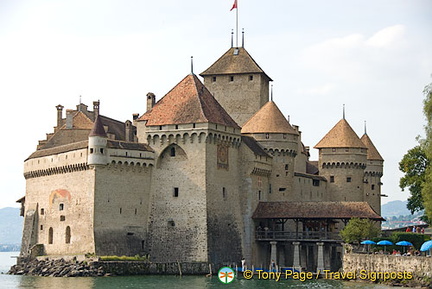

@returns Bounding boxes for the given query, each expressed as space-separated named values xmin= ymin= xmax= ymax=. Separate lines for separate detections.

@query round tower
xmin=314 ymin=118 xmax=367 ymax=202
xmin=361 ymin=132 xmax=384 ymax=215
xmin=242 ymin=101 xmax=299 ymax=201
xmin=88 ymin=115 xmax=108 ymax=166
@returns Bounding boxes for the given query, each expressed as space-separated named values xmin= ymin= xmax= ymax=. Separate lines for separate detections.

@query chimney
xmin=125 ymin=120 xmax=132 ymax=142
xmin=132 ymin=113 xmax=139 ymax=126
xmin=66 ymin=109 xmax=74 ymax=129
xmin=93 ymin=100 xmax=100 ymax=118
xmin=146 ymin=92 xmax=156 ymax=112
xmin=56 ymin=104 xmax=64 ymax=128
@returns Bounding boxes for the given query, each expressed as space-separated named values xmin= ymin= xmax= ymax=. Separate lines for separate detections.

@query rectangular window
xmin=230 ymin=76 xmax=234 ymax=82
xmin=41 ymin=208 xmax=45 ymax=215
xmin=330 ymin=176 xmax=335 ymax=183
xmin=173 ymin=187 xmax=179 ymax=197
xmin=212 ymin=76 xmax=216 ymax=82
xmin=40 ymin=225 xmax=43 ymax=230
xmin=59 ymin=203 xmax=64 ymax=211
xmin=285 ymin=164 xmax=289 ymax=170
xmin=346 ymin=177 xmax=352 ymax=183
xmin=258 ymin=190 xmax=261 ymax=200
xmin=313 ymin=179 xmax=320 ymax=187
xmin=60 ymin=215 xmax=65 ymax=221
xmin=249 ymin=75 xmax=253 ymax=81
xmin=371 ymin=184 xmax=375 ymax=190
xmin=278 ymin=188 xmax=286 ymax=192
xmin=222 ymin=187 xmax=226 ymax=199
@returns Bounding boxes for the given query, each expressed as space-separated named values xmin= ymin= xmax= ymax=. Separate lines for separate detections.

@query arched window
xmin=48 ymin=227 xmax=53 ymax=244
xmin=65 ymin=226 xmax=71 ymax=244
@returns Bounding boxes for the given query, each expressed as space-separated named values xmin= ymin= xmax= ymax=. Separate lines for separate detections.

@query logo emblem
xmin=218 ymin=266 xmax=235 ymax=284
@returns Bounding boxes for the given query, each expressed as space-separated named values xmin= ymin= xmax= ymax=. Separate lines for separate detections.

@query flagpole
xmin=236 ymin=0 xmax=239 ymax=47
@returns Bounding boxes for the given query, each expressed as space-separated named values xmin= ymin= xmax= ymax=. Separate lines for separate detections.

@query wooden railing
xmin=255 ymin=231 xmax=341 ymax=241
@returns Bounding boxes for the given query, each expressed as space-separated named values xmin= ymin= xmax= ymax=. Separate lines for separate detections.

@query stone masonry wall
xmin=22 ymin=148 xmax=95 ymax=256
xmin=343 ymin=253 xmax=432 ymax=281
xmin=93 ymin=164 xmax=152 ymax=256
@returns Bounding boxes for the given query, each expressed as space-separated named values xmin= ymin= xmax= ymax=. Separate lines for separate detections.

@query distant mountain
xmin=381 ymin=200 xmax=411 ymax=217
xmin=0 ymin=207 xmax=23 ymax=248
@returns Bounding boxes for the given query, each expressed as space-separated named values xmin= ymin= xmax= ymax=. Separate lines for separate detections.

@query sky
xmin=0 ymin=0 xmax=431 ymax=209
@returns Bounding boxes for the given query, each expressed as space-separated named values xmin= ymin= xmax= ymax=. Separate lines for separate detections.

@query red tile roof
xmin=139 ymin=74 xmax=240 ymax=128
xmin=315 ymin=119 xmax=366 ymax=149
xmin=200 ymin=47 xmax=272 ymax=81
xmin=361 ymin=133 xmax=384 ymax=161
xmin=252 ymin=201 xmax=384 ymax=220
xmin=241 ymin=101 xmax=298 ymax=134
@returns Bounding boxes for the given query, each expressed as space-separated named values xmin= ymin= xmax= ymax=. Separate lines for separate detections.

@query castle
xmin=18 ymin=43 xmax=384 ymax=271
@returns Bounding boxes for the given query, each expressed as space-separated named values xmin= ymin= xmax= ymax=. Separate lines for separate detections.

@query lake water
xmin=0 ymin=252 xmax=395 ymax=289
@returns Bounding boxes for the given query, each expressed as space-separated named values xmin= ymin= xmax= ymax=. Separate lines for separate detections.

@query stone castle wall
xmin=205 ymin=132 xmax=243 ymax=264
xmin=203 ymin=73 xmax=269 ymax=126
xmin=22 ymin=148 xmax=95 ymax=256
xmin=146 ymin=134 xmax=209 ymax=263
xmin=93 ymin=163 xmax=153 ymax=256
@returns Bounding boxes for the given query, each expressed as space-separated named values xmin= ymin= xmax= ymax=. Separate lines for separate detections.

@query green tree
xmin=422 ymin=81 xmax=432 ymax=222
xmin=339 ymin=218 xmax=380 ymax=244
xmin=399 ymin=146 xmax=429 ymax=214
xmin=398 ymin=79 xmax=432 ymax=224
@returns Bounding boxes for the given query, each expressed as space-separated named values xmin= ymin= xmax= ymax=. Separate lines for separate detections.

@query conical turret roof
xmin=314 ymin=119 xmax=366 ymax=149
xmin=361 ymin=133 xmax=384 ymax=161
xmin=89 ymin=115 xmax=107 ymax=137
xmin=200 ymin=47 xmax=272 ymax=81
xmin=139 ymin=74 xmax=240 ymax=128
xmin=241 ymin=101 xmax=298 ymax=134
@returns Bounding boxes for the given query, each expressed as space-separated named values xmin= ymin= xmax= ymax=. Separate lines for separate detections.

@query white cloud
xmin=366 ymin=25 xmax=406 ymax=48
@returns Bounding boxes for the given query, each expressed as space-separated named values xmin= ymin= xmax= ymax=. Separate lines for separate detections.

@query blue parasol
xmin=377 ymin=240 xmax=393 ymax=252
xmin=377 ymin=240 xmax=393 ymax=246
xmin=420 ymin=240 xmax=432 ymax=252
xmin=396 ymin=241 xmax=413 ymax=246
xmin=361 ymin=240 xmax=376 ymax=245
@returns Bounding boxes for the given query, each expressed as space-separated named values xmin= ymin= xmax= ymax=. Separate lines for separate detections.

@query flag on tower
xmin=230 ymin=0 xmax=237 ymax=11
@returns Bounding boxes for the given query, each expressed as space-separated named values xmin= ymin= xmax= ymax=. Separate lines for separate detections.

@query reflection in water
xmin=0 ymin=274 xmax=395 ymax=289
xmin=0 ymin=252 xmax=396 ymax=289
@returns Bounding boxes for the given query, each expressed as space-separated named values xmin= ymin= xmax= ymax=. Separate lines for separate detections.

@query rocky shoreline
xmin=8 ymin=258 xmax=212 ymax=277
xmin=8 ymin=258 xmax=107 ymax=277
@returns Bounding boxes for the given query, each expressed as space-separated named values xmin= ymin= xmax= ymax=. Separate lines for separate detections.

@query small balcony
xmin=255 ymin=230 xmax=341 ymax=242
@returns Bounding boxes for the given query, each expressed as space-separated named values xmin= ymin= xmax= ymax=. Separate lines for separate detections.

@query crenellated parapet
xmin=24 ymin=163 xmax=89 ymax=179
xmin=364 ymin=170 xmax=383 ymax=178
xmin=145 ymin=123 xmax=242 ymax=150
xmin=321 ymin=161 xmax=367 ymax=170
xmin=264 ymin=147 xmax=297 ymax=157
